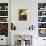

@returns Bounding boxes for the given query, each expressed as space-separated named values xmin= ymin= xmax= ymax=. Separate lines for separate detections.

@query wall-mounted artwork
xmin=18 ymin=9 xmax=27 ymax=21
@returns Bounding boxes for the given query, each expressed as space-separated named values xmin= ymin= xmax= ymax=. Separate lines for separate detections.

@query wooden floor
xmin=0 ymin=45 xmax=8 ymax=46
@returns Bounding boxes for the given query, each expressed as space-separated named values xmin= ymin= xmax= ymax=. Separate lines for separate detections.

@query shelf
xmin=0 ymin=3 xmax=8 ymax=37
xmin=38 ymin=37 xmax=46 ymax=39
xmin=0 ymin=16 xmax=8 ymax=17
xmin=38 ymin=22 xmax=46 ymax=23
xmin=38 ymin=28 xmax=46 ymax=29
xmin=0 ymin=22 xmax=8 ymax=23
xmin=38 ymin=10 xmax=46 ymax=11
xmin=38 ymin=16 xmax=46 ymax=17
xmin=38 ymin=3 xmax=46 ymax=37
xmin=0 ymin=10 xmax=8 ymax=11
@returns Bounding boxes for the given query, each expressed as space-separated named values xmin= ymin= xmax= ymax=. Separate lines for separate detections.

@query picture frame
xmin=18 ymin=9 xmax=27 ymax=21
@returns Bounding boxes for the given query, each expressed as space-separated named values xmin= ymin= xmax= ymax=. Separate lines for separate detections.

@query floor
xmin=0 ymin=45 xmax=8 ymax=46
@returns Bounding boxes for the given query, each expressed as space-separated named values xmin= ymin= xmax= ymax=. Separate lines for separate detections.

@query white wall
xmin=11 ymin=0 xmax=46 ymax=46
xmin=11 ymin=0 xmax=38 ymax=30
xmin=11 ymin=0 xmax=46 ymax=30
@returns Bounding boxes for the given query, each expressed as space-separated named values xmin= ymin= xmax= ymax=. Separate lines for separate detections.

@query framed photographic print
xmin=18 ymin=9 xmax=27 ymax=21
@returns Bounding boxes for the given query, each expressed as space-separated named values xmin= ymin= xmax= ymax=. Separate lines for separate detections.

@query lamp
xmin=19 ymin=35 xmax=32 ymax=46
xmin=29 ymin=25 xmax=35 ymax=30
